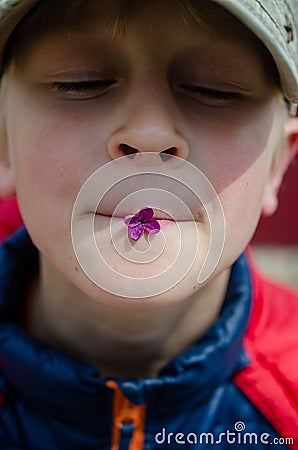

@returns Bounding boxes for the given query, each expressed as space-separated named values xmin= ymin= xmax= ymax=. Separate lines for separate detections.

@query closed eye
xmin=178 ymin=84 xmax=242 ymax=105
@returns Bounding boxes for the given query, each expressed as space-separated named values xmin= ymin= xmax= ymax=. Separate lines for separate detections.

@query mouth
xmin=94 ymin=211 xmax=203 ymax=224
xmin=96 ymin=211 xmax=175 ymax=220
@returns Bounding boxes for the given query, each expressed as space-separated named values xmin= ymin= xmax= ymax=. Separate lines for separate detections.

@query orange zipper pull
xmin=107 ymin=380 xmax=147 ymax=450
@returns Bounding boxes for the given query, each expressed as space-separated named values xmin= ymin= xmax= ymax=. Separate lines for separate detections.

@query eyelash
xmin=51 ymin=79 xmax=115 ymax=95
xmin=179 ymin=84 xmax=241 ymax=102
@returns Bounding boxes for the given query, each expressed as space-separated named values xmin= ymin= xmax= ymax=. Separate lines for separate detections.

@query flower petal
xmin=138 ymin=207 xmax=154 ymax=221
xmin=124 ymin=215 xmax=140 ymax=227
xmin=144 ymin=219 xmax=160 ymax=234
xmin=124 ymin=214 xmax=135 ymax=225
xmin=129 ymin=223 xmax=144 ymax=241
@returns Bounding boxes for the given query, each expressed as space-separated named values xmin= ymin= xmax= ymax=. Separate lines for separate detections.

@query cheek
xmin=11 ymin=128 xmax=80 ymax=228
xmin=221 ymin=156 xmax=269 ymax=228
xmin=4 ymin=112 xmax=89 ymax=264
xmin=188 ymin=98 xmax=276 ymax=193
xmin=187 ymin=101 xmax=277 ymax=259
xmin=200 ymin=148 xmax=273 ymax=272
xmin=6 ymin=91 xmax=107 ymax=226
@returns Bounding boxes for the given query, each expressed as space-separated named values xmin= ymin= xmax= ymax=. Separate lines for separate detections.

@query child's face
xmin=1 ymin=0 xmax=285 ymax=305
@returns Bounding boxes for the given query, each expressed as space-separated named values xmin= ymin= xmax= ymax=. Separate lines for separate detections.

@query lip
xmin=96 ymin=212 xmax=174 ymax=219
xmin=96 ymin=190 xmax=204 ymax=222
xmin=95 ymin=212 xmax=199 ymax=223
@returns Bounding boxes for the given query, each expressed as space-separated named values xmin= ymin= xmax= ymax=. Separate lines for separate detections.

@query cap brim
xmin=213 ymin=0 xmax=298 ymax=103
xmin=0 ymin=1 xmax=39 ymax=59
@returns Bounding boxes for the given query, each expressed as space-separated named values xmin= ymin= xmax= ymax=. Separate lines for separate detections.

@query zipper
xmin=107 ymin=380 xmax=147 ymax=450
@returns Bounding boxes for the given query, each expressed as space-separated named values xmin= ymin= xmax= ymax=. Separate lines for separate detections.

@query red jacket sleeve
xmin=234 ymin=260 xmax=298 ymax=448
xmin=0 ymin=197 xmax=23 ymax=242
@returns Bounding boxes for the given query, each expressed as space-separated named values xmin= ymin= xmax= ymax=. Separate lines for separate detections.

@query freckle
xmin=75 ymin=266 xmax=78 ymax=272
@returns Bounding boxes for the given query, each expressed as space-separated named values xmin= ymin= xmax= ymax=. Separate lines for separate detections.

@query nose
xmin=107 ymin=100 xmax=189 ymax=162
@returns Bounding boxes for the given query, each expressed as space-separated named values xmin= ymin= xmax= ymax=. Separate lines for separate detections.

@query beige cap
xmin=0 ymin=0 xmax=298 ymax=108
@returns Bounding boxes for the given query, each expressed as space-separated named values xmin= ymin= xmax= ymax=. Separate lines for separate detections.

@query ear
xmin=0 ymin=118 xmax=16 ymax=199
xmin=262 ymin=116 xmax=298 ymax=217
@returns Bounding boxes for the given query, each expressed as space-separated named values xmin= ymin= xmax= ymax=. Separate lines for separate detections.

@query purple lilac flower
xmin=124 ymin=206 xmax=161 ymax=241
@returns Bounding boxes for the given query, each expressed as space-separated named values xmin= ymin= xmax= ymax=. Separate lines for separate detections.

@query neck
xmin=29 ymin=258 xmax=230 ymax=379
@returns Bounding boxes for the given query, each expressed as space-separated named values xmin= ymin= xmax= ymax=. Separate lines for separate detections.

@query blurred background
xmin=0 ymin=156 xmax=297 ymax=289
xmin=252 ymin=154 xmax=298 ymax=289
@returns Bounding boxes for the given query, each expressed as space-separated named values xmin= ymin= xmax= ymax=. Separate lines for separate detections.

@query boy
xmin=0 ymin=0 xmax=298 ymax=448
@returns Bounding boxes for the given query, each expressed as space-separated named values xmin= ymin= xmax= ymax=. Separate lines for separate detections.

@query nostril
xmin=120 ymin=144 xmax=139 ymax=156
xmin=160 ymin=147 xmax=177 ymax=161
